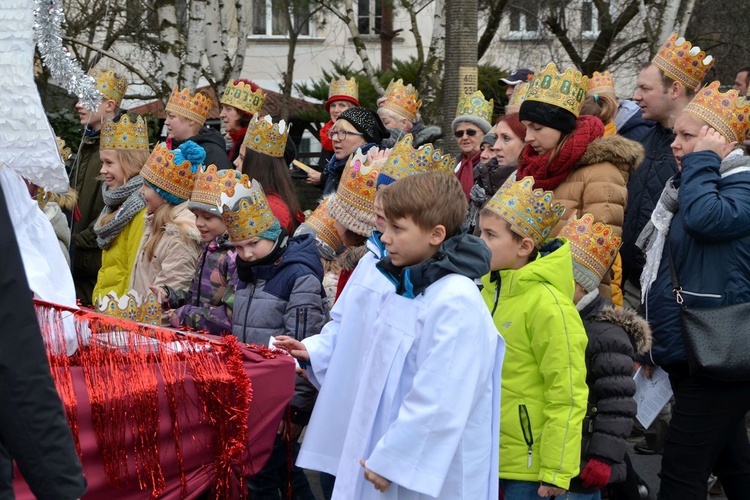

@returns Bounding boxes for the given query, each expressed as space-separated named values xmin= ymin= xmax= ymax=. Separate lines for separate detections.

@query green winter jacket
xmin=481 ymin=239 xmax=588 ymax=489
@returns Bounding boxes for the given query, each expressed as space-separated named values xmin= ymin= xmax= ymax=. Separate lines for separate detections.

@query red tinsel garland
xmin=32 ymin=299 xmax=255 ymax=499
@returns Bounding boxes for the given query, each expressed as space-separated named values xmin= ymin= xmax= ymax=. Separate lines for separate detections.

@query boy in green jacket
xmin=478 ymin=176 xmax=589 ymax=499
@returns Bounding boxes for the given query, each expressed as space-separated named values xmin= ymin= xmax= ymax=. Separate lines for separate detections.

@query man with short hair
xmin=499 ymin=68 xmax=534 ymax=100
xmin=621 ymin=34 xmax=714 ymax=309
xmin=71 ymin=67 xmax=127 ymax=305
xmin=734 ymin=67 xmax=750 ymax=96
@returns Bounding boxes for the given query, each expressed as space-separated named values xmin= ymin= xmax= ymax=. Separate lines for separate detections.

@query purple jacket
xmin=166 ymin=233 xmax=237 ymax=335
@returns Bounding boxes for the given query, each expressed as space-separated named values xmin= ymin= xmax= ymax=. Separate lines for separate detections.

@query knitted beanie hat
xmin=481 ymin=132 xmax=497 ymax=149
xmin=338 ymin=107 xmax=389 ymax=144
xmin=326 ymin=149 xmax=380 ymax=237
xmin=519 ymin=100 xmax=576 ymax=135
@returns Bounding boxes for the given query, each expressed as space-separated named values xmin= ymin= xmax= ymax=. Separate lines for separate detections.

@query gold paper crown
xmin=485 ymin=176 xmax=565 ymax=248
xmin=100 ymin=115 xmax=150 ymax=151
xmin=95 ymin=290 xmax=161 ymax=325
xmin=165 ymin=85 xmax=212 ymax=126
xmin=141 ymin=142 xmax=200 ymax=201
xmin=652 ymin=33 xmax=714 ymax=90
xmin=243 ymin=114 xmax=290 ymax=158
xmin=56 ymin=136 xmax=72 ymax=162
xmin=380 ymin=79 xmax=422 ymax=123
xmin=191 ymin=165 xmax=241 ymax=209
xmin=587 ymin=71 xmax=615 ymax=96
xmin=455 ymin=91 xmax=494 ymax=124
xmin=89 ymin=67 xmax=128 ymax=105
xmin=220 ymin=176 xmax=276 ymax=241
xmin=508 ymin=81 xmax=530 ymax=109
xmin=220 ymin=80 xmax=265 ymax=116
xmin=684 ymin=81 xmax=750 ymax=143
xmin=326 ymin=149 xmax=380 ymax=237
xmin=525 ymin=63 xmax=589 ymax=117
xmin=558 ymin=213 xmax=622 ymax=287
xmin=328 ymin=77 xmax=359 ymax=101
xmin=379 ymin=134 xmax=455 ymax=183
xmin=306 ymin=196 xmax=343 ymax=252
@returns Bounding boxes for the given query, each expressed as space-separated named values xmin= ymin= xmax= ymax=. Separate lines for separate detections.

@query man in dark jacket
xmin=164 ymin=86 xmax=233 ymax=170
xmin=0 ymin=183 xmax=87 ymax=499
xmin=71 ymin=67 xmax=128 ymax=305
xmin=620 ymin=56 xmax=708 ymax=308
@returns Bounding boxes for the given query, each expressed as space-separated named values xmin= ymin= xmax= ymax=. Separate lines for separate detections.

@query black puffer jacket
xmin=568 ymin=292 xmax=652 ymax=493
xmin=620 ymin=124 xmax=677 ymax=288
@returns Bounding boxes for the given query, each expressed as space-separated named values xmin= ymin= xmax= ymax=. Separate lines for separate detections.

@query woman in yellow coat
xmin=91 ymin=116 xmax=149 ymax=302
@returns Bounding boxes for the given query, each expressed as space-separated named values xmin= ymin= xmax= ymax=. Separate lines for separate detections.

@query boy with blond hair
xmin=478 ymin=176 xmax=589 ymax=499
xmin=277 ymin=172 xmax=504 ymax=499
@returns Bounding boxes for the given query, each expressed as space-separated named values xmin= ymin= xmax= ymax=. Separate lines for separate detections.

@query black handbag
xmin=666 ymin=244 xmax=750 ymax=381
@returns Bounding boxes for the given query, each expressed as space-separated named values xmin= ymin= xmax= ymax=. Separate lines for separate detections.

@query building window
xmin=358 ymin=0 xmax=382 ymax=35
xmin=507 ymin=0 xmax=542 ymax=38
xmin=581 ymin=1 xmax=601 ymax=35
xmin=252 ymin=0 xmax=312 ymax=37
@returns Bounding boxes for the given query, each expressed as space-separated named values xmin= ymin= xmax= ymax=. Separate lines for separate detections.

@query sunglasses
xmin=454 ymin=129 xmax=479 ymax=138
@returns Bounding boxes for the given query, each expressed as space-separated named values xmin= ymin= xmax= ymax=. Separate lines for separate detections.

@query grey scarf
xmin=94 ymin=175 xmax=146 ymax=249
xmin=637 ymin=149 xmax=749 ymax=301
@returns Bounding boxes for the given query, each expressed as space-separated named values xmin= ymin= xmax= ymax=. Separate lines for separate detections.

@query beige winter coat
xmin=129 ymin=202 xmax=202 ymax=298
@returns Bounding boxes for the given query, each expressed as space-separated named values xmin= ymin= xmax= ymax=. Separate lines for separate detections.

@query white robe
xmin=300 ymin=259 xmax=505 ymax=499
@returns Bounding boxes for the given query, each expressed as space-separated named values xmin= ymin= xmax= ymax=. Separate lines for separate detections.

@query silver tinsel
xmin=33 ymin=0 xmax=100 ymax=111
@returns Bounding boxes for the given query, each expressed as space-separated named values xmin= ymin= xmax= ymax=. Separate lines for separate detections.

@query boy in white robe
xmin=276 ymin=172 xmax=505 ymax=499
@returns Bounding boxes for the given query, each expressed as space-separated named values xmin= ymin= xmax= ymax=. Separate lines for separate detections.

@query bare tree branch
xmin=477 ymin=0 xmax=509 ymax=59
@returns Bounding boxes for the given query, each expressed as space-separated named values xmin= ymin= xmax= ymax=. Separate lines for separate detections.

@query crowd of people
xmin=8 ymin=29 xmax=750 ymax=500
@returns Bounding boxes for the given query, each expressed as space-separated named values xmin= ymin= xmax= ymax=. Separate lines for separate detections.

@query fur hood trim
xmin=576 ymin=135 xmax=645 ymax=176
xmin=597 ymin=305 xmax=652 ymax=355
xmin=337 ymin=244 xmax=369 ymax=271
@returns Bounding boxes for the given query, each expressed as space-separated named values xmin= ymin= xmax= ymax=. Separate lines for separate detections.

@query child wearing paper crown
xmin=477 ymin=176 xmax=588 ymax=499
xmin=129 ymin=141 xmax=203 ymax=299
xmin=92 ymin=115 xmax=149 ymax=302
xmin=220 ymin=175 xmax=327 ymax=499
xmin=276 ymin=172 xmax=504 ymax=499
xmin=557 ymin=214 xmax=652 ymax=498
xmin=234 ymin=114 xmax=304 ymax=233
xmin=150 ymin=165 xmax=241 ymax=335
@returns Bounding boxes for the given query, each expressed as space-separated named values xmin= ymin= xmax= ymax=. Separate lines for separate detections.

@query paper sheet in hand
xmin=270 ymin=335 xmax=300 ymax=369
xmin=633 ymin=366 xmax=673 ymax=428
xmin=292 ymin=160 xmax=316 ymax=174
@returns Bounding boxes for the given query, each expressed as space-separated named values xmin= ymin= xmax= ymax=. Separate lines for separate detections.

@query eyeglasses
xmin=328 ymin=129 xmax=365 ymax=141
xmin=454 ymin=129 xmax=479 ymax=138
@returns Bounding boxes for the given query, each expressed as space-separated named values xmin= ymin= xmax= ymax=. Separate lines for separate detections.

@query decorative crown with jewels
xmin=485 ymin=176 xmax=565 ymax=248
xmin=652 ymin=33 xmax=714 ymax=90
xmin=455 ymin=90 xmax=494 ymax=124
xmin=306 ymin=195 xmax=343 ymax=253
xmin=328 ymin=77 xmax=359 ymax=101
xmin=380 ymin=79 xmax=422 ymax=123
xmin=220 ymin=80 xmax=265 ymax=116
xmin=586 ymin=70 xmax=615 ymax=96
xmin=141 ymin=142 xmax=200 ymax=202
xmin=242 ymin=114 xmax=290 ymax=158
xmin=525 ymin=62 xmax=589 ymax=117
xmin=100 ymin=115 xmax=150 ymax=151
xmin=165 ymin=85 xmax=213 ymax=126
xmin=683 ymin=81 xmax=750 ymax=143
xmin=95 ymin=290 xmax=161 ymax=325
xmin=190 ymin=165 xmax=241 ymax=215
xmin=508 ymin=81 xmax=531 ymax=109
xmin=89 ymin=67 xmax=128 ymax=105
xmin=220 ymin=176 xmax=275 ymax=241
xmin=557 ymin=213 xmax=622 ymax=291
xmin=379 ymin=134 xmax=455 ymax=183
xmin=326 ymin=148 xmax=380 ymax=237
xmin=56 ymin=136 xmax=72 ymax=162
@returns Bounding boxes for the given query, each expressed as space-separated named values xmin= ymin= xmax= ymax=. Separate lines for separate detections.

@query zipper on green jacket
xmin=519 ymin=404 xmax=534 ymax=469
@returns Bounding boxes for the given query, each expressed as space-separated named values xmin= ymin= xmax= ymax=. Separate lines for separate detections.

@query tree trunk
xmin=380 ymin=0 xmax=393 ymax=71
xmin=204 ymin=0 xmax=230 ymax=86
xmin=280 ymin=0 xmax=298 ymax=121
xmin=442 ymin=0 xmax=477 ymax=156
xmin=155 ymin=0 xmax=183 ymax=94
xmin=421 ymin=0 xmax=445 ymax=126
xmin=232 ymin=0 xmax=250 ymax=80
xmin=183 ymin=0 xmax=207 ymax=88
